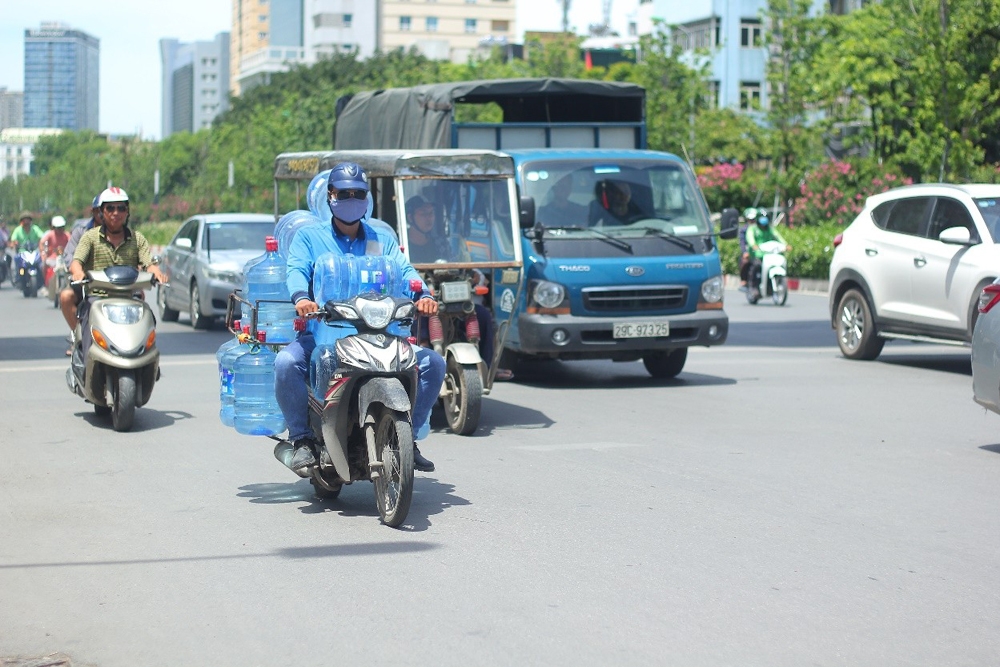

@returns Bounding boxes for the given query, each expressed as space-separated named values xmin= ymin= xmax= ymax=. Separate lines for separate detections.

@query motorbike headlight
xmin=440 ymin=281 xmax=471 ymax=304
xmin=532 ymin=281 xmax=566 ymax=309
xmin=700 ymin=275 xmax=724 ymax=304
xmin=357 ymin=296 xmax=394 ymax=329
xmin=102 ymin=303 xmax=143 ymax=325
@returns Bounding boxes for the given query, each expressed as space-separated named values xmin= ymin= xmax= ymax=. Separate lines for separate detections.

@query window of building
xmin=343 ymin=13 xmax=352 ymax=27
xmin=491 ymin=20 xmax=509 ymax=32
xmin=741 ymin=19 xmax=763 ymax=47
xmin=259 ymin=14 xmax=267 ymax=22
xmin=740 ymin=81 xmax=762 ymax=110
xmin=706 ymin=80 xmax=720 ymax=109
xmin=465 ymin=18 xmax=477 ymax=33
xmin=674 ymin=20 xmax=716 ymax=50
xmin=258 ymin=31 xmax=268 ymax=40
xmin=427 ymin=17 xmax=438 ymax=32
xmin=400 ymin=16 xmax=412 ymax=30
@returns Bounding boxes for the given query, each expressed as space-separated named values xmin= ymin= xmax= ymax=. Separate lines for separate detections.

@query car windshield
xmin=975 ymin=198 xmax=1000 ymax=242
xmin=522 ymin=159 xmax=712 ymax=237
xmin=399 ymin=178 xmax=516 ymax=265
xmin=203 ymin=221 xmax=274 ymax=251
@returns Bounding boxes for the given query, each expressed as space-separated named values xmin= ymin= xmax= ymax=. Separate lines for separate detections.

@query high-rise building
xmin=230 ymin=0 xmax=517 ymax=96
xmin=381 ymin=0 xmax=516 ymax=63
xmin=160 ymin=33 xmax=231 ymax=138
xmin=0 ymin=88 xmax=24 ymax=131
xmin=23 ymin=22 xmax=99 ymax=130
xmin=231 ymin=0 xmax=305 ymax=95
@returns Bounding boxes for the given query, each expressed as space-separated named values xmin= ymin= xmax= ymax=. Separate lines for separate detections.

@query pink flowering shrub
xmin=697 ymin=162 xmax=765 ymax=213
xmin=787 ymin=160 xmax=912 ymax=227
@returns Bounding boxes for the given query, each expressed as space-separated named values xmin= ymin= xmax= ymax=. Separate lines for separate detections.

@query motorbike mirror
xmin=718 ymin=208 xmax=739 ymax=240
xmin=519 ymin=195 xmax=535 ymax=229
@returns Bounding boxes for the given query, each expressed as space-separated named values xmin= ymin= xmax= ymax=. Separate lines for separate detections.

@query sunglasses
xmin=332 ymin=189 xmax=367 ymax=201
xmin=103 ymin=204 xmax=128 ymax=213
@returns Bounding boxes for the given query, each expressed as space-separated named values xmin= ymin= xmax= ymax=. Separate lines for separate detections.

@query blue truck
xmin=334 ymin=78 xmax=738 ymax=378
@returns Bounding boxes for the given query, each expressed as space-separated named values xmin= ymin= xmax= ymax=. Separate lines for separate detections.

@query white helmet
xmin=98 ymin=186 xmax=129 ymax=205
xmin=51 ymin=215 xmax=66 ymax=228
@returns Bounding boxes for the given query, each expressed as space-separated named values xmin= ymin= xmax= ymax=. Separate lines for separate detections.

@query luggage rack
xmin=225 ymin=290 xmax=295 ymax=344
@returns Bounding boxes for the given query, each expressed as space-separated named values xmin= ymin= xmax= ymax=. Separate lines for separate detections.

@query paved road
xmin=2 ymin=286 xmax=998 ymax=667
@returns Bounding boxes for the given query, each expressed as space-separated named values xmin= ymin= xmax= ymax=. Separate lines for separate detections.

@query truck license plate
xmin=613 ymin=321 xmax=670 ymax=339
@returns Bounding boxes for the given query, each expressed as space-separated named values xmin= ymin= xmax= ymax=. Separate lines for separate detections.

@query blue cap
xmin=328 ymin=162 xmax=369 ymax=191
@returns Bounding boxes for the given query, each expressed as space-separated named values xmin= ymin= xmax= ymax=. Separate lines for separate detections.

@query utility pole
xmin=557 ymin=0 xmax=571 ymax=33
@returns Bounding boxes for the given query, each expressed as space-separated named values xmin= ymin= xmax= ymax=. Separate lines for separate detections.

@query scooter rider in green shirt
xmin=745 ymin=210 xmax=791 ymax=300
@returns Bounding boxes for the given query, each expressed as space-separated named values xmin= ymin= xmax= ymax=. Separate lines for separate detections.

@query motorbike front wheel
xmin=111 ymin=369 xmax=137 ymax=432
xmin=442 ymin=357 xmax=482 ymax=436
xmin=370 ymin=407 xmax=414 ymax=528
xmin=771 ymin=275 xmax=788 ymax=306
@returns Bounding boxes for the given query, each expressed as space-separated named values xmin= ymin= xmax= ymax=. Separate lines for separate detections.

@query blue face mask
xmin=329 ymin=196 xmax=368 ymax=224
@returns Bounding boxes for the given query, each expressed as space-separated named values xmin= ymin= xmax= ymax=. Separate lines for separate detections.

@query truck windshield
xmin=400 ymin=178 xmax=517 ymax=264
xmin=523 ymin=160 xmax=711 ymax=237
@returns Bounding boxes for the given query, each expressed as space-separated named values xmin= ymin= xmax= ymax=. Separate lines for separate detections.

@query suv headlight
xmin=532 ymin=281 xmax=566 ymax=309
xmin=700 ymin=275 xmax=724 ymax=303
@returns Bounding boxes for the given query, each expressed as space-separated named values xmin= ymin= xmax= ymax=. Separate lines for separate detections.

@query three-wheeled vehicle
xmin=272 ymin=149 xmax=525 ymax=436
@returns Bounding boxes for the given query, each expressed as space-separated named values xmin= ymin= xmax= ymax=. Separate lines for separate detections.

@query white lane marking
xmin=515 ymin=442 xmax=642 ymax=452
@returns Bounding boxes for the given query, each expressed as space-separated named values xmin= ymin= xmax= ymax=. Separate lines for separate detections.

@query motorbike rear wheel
xmin=370 ymin=407 xmax=414 ymax=528
xmin=442 ymin=357 xmax=482 ymax=436
xmin=111 ymin=370 xmax=137 ymax=432
xmin=771 ymin=275 xmax=788 ymax=306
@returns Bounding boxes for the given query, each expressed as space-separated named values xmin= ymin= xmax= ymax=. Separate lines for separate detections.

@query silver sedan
xmin=972 ymin=278 xmax=1000 ymax=414
xmin=157 ymin=213 xmax=276 ymax=329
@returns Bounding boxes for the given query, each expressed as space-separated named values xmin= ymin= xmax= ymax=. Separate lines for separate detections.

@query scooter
xmin=746 ymin=240 xmax=788 ymax=306
xmin=270 ymin=285 xmax=421 ymax=527
xmin=50 ymin=254 xmax=69 ymax=308
xmin=12 ymin=243 xmax=44 ymax=298
xmin=66 ymin=266 xmax=161 ymax=432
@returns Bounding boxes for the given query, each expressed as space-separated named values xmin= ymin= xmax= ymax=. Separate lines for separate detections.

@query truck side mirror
xmin=718 ymin=208 xmax=739 ymax=240
xmin=519 ymin=195 xmax=535 ymax=229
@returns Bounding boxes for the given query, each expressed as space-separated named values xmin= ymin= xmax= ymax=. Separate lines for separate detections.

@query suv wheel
xmin=836 ymin=288 xmax=885 ymax=360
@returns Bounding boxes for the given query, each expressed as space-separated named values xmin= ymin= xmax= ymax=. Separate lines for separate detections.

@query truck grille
xmin=582 ymin=285 xmax=688 ymax=312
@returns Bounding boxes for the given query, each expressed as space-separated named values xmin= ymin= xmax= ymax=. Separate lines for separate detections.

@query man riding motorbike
xmin=9 ymin=211 xmax=44 ymax=251
xmin=745 ymin=211 xmax=790 ymax=301
xmin=69 ymin=187 xmax=166 ymax=353
xmin=274 ymin=162 xmax=446 ymax=475
xmin=39 ymin=215 xmax=69 ymax=289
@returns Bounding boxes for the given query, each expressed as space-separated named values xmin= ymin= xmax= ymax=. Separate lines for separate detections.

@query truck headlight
xmin=700 ymin=275 xmax=724 ymax=304
xmin=531 ymin=281 xmax=566 ymax=309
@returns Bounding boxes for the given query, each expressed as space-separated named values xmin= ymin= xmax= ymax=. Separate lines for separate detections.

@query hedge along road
xmin=2 ymin=285 xmax=999 ymax=667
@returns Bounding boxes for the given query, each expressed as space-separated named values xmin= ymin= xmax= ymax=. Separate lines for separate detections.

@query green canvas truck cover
xmin=334 ymin=77 xmax=646 ymax=150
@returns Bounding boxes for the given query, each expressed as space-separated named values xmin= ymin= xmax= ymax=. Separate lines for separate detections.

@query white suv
xmin=829 ymin=183 xmax=1000 ymax=360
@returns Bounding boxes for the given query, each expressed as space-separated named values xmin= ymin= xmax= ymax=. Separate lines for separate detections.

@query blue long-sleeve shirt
xmin=286 ymin=218 xmax=426 ymax=304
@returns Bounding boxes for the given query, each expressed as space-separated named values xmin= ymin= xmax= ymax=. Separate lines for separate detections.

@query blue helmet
xmin=327 ymin=162 xmax=369 ymax=192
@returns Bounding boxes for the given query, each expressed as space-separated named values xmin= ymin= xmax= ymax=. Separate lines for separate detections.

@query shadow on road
xmin=509 ymin=358 xmax=736 ymax=391
xmin=727 ymin=319 xmax=836 ymax=348
xmin=76 ymin=407 xmax=195 ymax=432
xmin=876 ymin=349 xmax=971 ymax=376
xmin=0 ymin=330 xmax=232 ymax=362
xmin=979 ymin=444 xmax=1000 ymax=455
xmin=238 ymin=475 xmax=470 ymax=533
xmin=428 ymin=397 xmax=555 ymax=437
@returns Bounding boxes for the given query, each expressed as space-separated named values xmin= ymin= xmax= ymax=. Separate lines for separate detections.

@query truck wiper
xmin=636 ymin=226 xmax=695 ymax=251
xmin=544 ymin=225 xmax=632 ymax=253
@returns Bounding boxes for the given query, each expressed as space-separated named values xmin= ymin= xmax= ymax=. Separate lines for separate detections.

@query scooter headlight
xmin=102 ymin=303 xmax=143 ymax=325
xmin=356 ymin=296 xmax=393 ymax=329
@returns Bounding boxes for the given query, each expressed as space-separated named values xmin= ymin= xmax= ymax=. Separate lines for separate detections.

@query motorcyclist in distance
xmin=8 ymin=211 xmax=44 ymax=250
xmin=745 ymin=210 xmax=791 ymax=300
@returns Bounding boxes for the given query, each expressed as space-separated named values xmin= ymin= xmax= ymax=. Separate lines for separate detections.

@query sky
xmin=0 ymin=0 xmax=638 ymax=140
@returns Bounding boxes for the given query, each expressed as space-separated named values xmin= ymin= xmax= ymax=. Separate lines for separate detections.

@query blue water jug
xmin=307 ymin=170 xmax=333 ymax=218
xmin=243 ymin=236 xmax=297 ymax=344
xmin=217 ymin=324 xmax=251 ymax=427
xmin=274 ymin=209 xmax=323 ymax=261
xmin=232 ymin=332 xmax=286 ymax=436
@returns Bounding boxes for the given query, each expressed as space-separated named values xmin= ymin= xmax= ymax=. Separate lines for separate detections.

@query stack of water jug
xmin=215 ymin=168 xmax=383 ymax=438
